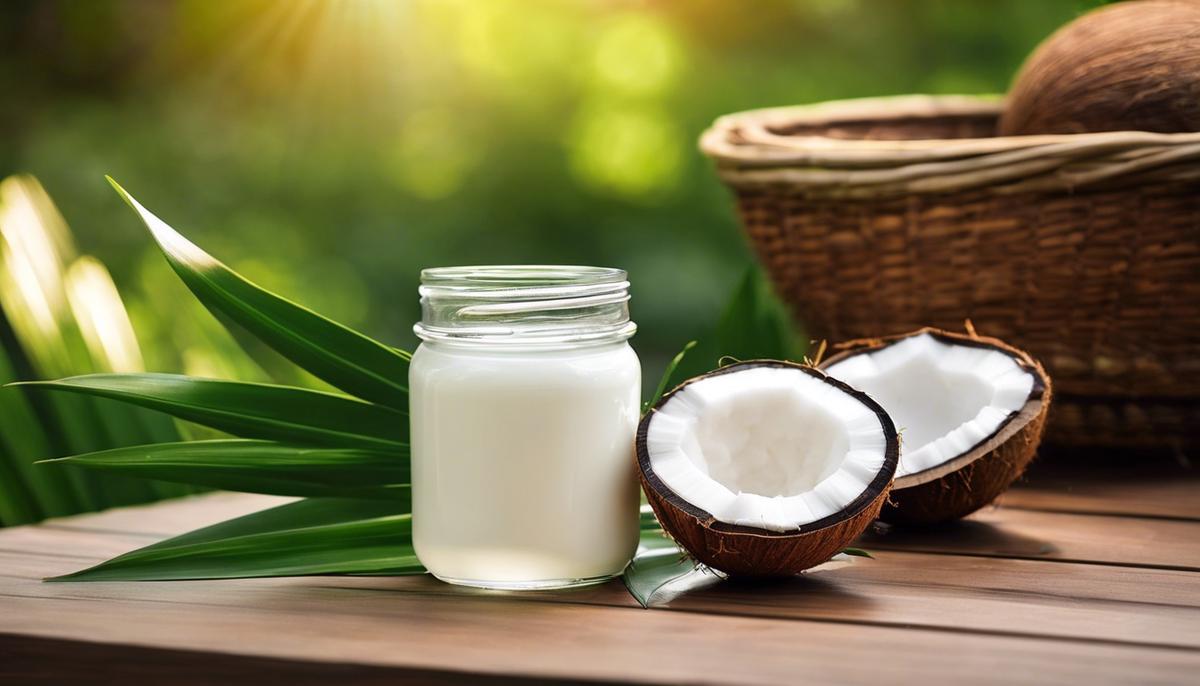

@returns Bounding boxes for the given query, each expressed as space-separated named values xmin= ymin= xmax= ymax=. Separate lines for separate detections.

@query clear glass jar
xmin=411 ymin=266 xmax=641 ymax=590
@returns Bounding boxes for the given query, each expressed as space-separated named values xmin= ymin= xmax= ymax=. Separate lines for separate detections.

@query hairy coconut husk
xmin=999 ymin=0 xmax=1200 ymax=135
xmin=822 ymin=328 xmax=1052 ymax=526
xmin=636 ymin=361 xmax=899 ymax=577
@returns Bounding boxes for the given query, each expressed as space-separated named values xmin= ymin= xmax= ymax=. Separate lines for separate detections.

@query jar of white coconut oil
xmin=411 ymin=266 xmax=641 ymax=589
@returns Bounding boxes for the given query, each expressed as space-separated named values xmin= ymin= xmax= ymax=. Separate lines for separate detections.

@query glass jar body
xmin=410 ymin=339 xmax=642 ymax=589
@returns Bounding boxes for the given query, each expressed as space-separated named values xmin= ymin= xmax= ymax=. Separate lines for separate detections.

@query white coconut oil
xmin=411 ymin=266 xmax=641 ymax=590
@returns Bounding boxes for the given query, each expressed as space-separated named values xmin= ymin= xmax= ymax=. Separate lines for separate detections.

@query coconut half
xmin=822 ymin=328 xmax=1051 ymax=525
xmin=636 ymin=360 xmax=899 ymax=577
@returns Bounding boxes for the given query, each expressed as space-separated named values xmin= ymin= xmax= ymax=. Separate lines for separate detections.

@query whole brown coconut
xmin=822 ymin=328 xmax=1052 ymax=526
xmin=636 ymin=361 xmax=899 ymax=577
xmin=999 ymin=0 xmax=1200 ymax=136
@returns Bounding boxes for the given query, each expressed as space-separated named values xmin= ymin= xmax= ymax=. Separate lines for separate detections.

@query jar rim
xmin=420 ymin=265 xmax=626 ymax=288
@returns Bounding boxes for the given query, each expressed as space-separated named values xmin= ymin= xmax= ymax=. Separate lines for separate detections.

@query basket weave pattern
xmin=702 ymin=96 xmax=1200 ymax=448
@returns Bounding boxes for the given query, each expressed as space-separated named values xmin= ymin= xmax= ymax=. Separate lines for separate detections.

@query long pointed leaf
xmin=108 ymin=178 xmax=410 ymax=409
xmin=36 ymin=393 xmax=109 ymax=510
xmin=41 ymin=440 xmax=407 ymax=499
xmin=0 ymin=342 xmax=77 ymax=517
xmin=129 ymin=408 xmax=201 ymax=501
xmin=53 ymin=497 xmax=423 ymax=581
xmin=0 ymin=441 xmax=39 ymax=524
xmin=644 ymin=340 xmax=695 ymax=412
xmin=87 ymin=397 xmax=162 ymax=505
xmin=15 ymin=373 xmax=407 ymax=449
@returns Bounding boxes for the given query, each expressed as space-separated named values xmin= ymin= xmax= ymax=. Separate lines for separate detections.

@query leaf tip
xmin=105 ymin=175 xmax=136 ymax=208
xmin=107 ymin=182 xmax=217 ymax=270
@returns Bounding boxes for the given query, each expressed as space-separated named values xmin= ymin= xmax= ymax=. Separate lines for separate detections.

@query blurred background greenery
xmin=2 ymin=0 xmax=1088 ymax=368
xmin=0 ymin=0 xmax=1093 ymax=522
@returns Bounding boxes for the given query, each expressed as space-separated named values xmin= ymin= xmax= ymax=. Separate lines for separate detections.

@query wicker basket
xmin=700 ymin=95 xmax=1200 ymax=450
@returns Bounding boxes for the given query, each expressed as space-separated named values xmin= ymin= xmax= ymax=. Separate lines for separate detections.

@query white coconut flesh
xmin=824 ymin=333 xmax=1037 ymax=483
xmin=645 ymin=365 xmax=891 ymax=533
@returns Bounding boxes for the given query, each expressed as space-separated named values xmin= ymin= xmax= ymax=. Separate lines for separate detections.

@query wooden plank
xmin=37 ymin=492 xmax=291 ymax=537
xmin=12 ymin=492 xmax=1199 ymax=573
xmin=5 ymin=530 xmax=1200 ymax=652
xmin=4 ymin=487 xmax=1199 ymax=682
xmin=4 ymin=551 xmax=1199 ymax=651
xmin=5 ymin=493 xmax=1200 ymax=649
xmin=1 ymin=586 xmax=1196 ymax=685
xmin=39 ymin=460 xmax=1200 ymax=538
xmin=20 ymin=544 xmax=1187 ymax=611
xmin=1003 ymin=450 xmax=1200 ymax=520
xmin=0 ymin=526 xmax=161 ymax=561
xmin=1 ymin=633 xmax=592 ymax=686
xmin=0 ymin=493 xmax=289 ymax=562
xmin=828 ymin=549 xmax=1200 ymax=607
xmin=11 ymin=498 xmax=1200 ymax=611
xmin=1004 ymin=460 xmax=1200 ymax=521
xmin=859 ymin=507 xmax=1200 ymax=570
xmin=668 ymin=563 xmax=1200 ymax=650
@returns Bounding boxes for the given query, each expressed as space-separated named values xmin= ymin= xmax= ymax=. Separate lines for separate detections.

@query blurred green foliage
xmin=1 ymin=0 xmax=1087 ymax=380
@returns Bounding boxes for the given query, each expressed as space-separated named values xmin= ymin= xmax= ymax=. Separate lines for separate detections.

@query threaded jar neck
xmin=414 ymin=265 xmax=635 ymax=347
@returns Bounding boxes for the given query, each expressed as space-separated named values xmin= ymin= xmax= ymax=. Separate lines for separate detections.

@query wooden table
xmin=2 ymin=454 xmax=1198 ymax=685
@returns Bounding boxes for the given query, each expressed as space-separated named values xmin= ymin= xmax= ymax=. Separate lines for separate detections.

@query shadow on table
xmin=857 ymin=519 xmax=1059 ymax=558
xmin=661 ymin=565 xmax=879 ymax=616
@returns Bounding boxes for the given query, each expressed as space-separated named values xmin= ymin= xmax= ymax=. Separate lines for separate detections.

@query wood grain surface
xmin=1 ymin=462 xmax=1198 ymax=684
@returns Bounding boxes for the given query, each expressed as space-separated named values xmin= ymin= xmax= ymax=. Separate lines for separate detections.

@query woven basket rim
xmin=700 ymin=94 xmax=1200 ymax=196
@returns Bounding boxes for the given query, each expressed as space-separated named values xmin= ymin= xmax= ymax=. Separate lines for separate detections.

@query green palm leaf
xmin=51 ymin=497 xmax=423 ymax=582
xmin=624 ymin=506 xmax=720 ymax=608
xmin=0 ymin=441 xmax=39 ymax=524
xmin=107 ymin=178 xmax=410 ymax=410
xmin=16 ymin=373 xmax=406 ymax=449
xmin=622 ymin=530 xmax=718 ymax=608
xmin=639 ymin=506 xmax=662 ymax=532
xmin=40 ymin=440 xmax=407 ymax=499
xmin=643 ymin=340 xmax=695 ymax=412
xmin=0 ymin=345 xmax=78 ymax=518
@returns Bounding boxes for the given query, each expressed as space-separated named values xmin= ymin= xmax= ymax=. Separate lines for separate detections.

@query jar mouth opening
xmin=415 ymin=322 xmax=638 ymax=347
xmin=420 ymin=265 xmax=626 ymax=289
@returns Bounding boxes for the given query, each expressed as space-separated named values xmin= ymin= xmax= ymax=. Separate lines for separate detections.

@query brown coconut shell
xmin=999 ymin=0 xmax=1200 ymax=135
xmin=822 ymin=328 xmax=1052 ymax=526
xmin=636 ymin=361 xmax=899 ymax=577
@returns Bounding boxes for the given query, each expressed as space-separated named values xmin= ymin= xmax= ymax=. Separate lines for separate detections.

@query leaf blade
xmin=0 ymin=344 xmax=79 ymax=517
xmin=53 ymin=497 xmax=423 ymax=581
xmin=644 ymin=340 xmax=696 ymax=412
xmin=41 ymin=439 xmax=407 ymax=499
xmin=622 ymin=529 xmax=721 ymax=609
xmin=107 ymin=178 xmax=410 ymax=409
xmin=16 ymin=373 xmax=407 ymax=449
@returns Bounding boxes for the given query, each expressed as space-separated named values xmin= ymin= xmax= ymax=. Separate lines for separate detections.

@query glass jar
xmin=411 ymin=265 xmax=642 ymax=590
